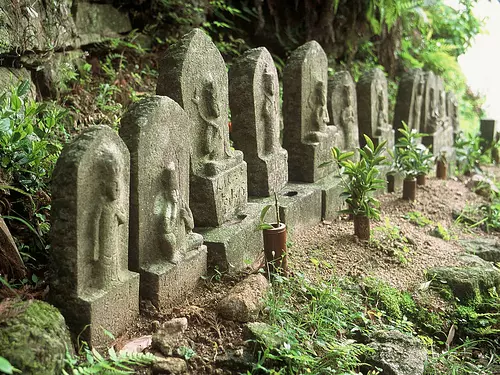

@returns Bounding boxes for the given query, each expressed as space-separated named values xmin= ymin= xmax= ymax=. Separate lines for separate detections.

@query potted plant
xmin=394 ymin=123 xmax=427 ymax=201
xmin=257 ymin=193 xmax=287 ymax=275
xmin=415 ymin=144 xmax=433 ymax=186
xmin=436 ymin=151 xmax=448 ymax=179
xmin=332 ymin=135 xmax=387 ymax=241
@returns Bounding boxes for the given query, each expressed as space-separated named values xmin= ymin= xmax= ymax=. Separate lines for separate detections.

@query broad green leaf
xmin=0 ymin=356 xmax=14 ymax=374
xmin=0 ymin=118 xmax=10 ymax=133
xmin=17 ymin=80 xmax=30 ymax=97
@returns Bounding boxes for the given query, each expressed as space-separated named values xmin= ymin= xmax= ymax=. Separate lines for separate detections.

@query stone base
xmin=140 ymin=246 xmax=207 ymax=309
xmin=190 ymin=156 xmax=248 ymax=227
xmin=251 ymin=182 xmax=322 ymax=232
xmin=308 ymin=174 xmax=345 ymax=221
xmin=55 ymin=272 xmax=140 ymax=348
xmin=196 ymin=204 xmax=263 ymax=273
xmin=247 ymin=149 xmax=288 ymax=197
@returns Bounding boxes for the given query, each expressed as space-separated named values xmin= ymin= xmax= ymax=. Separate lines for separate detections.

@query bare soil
xmin=119 ymin=173 xmax=499 ymax=374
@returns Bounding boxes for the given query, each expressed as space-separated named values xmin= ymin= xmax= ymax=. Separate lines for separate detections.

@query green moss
xmin=0 ymin=299 xmax=73 ymax=375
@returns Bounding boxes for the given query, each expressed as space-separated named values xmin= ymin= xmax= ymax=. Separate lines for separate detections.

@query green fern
xmin=63 ymin=345 xmax=157 ymax=375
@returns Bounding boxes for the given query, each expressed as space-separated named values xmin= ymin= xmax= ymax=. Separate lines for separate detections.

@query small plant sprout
xmin=332 ymin=134 xmax=387 ymax=240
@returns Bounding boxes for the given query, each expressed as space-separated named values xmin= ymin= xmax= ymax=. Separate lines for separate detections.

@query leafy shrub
xmin=394 ymin=122 xmax=428 ymax=179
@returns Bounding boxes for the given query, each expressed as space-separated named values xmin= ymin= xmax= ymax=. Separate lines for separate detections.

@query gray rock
xmin=282 ymin=40 xmax=337 ymax=183
xmin=157 ymin=28 xmax=247 ymax=227
xmin=245 ymin=322 xmax=284 ymax=348
xmin=357 ymin=68 xmax=394 ymax=153
xmin=328 ymin=70 xmax=359 ymax=154
xmin=0 ymin=68 xmax=36 ymax=99
xmin=367 ymin=330 xmax=427 ymax=375
xmin=50 ymin=125 xmax=140 ymax=347
xmin=75 ymin=2 xmax=132 ymax=46
xmin=230 ymin=47 xmax=288 ymax=197
xmin=153 ymin=356 xmax=188 ymax=374
xmin=152 ymin=324 xmax=191 ymax=358
xmin=461 ymin=238 xmax=500 ymax=262
xmin=0 ymin=299 xmax=73 ymax=375
xmin=162 ymin=317 xmax=188 ymax=336
xmin=427 ymin=265 xmax=500 ymax=303
xmin=447 ymin=92 xmax=459 ymax=136
xmin=217 ymin=274 xmax=269 ymax=322
xmin=466 ymin=174 xmax=499 ymax=198
xmin=120 ymin=96 xmax=207 ymax=309
xmin=393 ymin=69 xmax=425 ymax=135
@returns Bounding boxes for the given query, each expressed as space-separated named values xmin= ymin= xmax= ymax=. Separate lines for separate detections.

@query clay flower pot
xmin=403 ymin=177 xmax=417 ymax=201
xmin=353 ymin=215 xmax=370 ymax=240
xmin=436 ymin=160 xmax=447 ymax=179
xmin=262 ymin=223 xmax=287 ymax=275
xmin=416 ymin=174 xmax=426 ymax=186
xmin=387 ymin=174 xmax=395 ymax=193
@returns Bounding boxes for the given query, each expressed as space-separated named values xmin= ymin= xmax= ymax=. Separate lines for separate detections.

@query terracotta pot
xmin=262 ymin=223 xmax=287 ymax=275
xmin=416 ymin=174 xmax=426 ymax=186
xmin=353 ymin=215 xmax=370 ymax=240
xmin=387 ymin=174 xmax=395 ymax=193
xmin=436 ymin=160 xmax=447 ymax=179
xmin=403 ymin=177 xmax=417 ymax=201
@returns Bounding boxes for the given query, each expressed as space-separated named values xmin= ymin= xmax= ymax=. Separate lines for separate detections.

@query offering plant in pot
xmin=257 ymin=193 xmax=287 ymax=275
xmin=332 ymin=135 xmax=387 ymax=241
xmin=394 ymin=123 xmax=426 ymax=201
xmin=415 ymin=144 xmax=433 ymax=186
xmin=436 ymin=151 xmax=448 ymax=179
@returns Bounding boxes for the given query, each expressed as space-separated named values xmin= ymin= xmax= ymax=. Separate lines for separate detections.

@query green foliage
xmin=457 ymin=201 xmax=500 ymax=233
xmin=454 ymin=131 xmax=489 ymax=175
xmin=370 ymin=218 xmax=413 ymax=265
xmin=0 ymin=356 xmax=20 ymax=374
xmin=404 ymin=211 xmax=433 ymax=227
xmin=332 ymin=135 xmax=387 ymax=219
xmin=431 ymin=223 xmax=452 ymax=241
xmin=394 ymin=122 xmax=428 ymax=178
xmin=63 ymin=343 xmax=156 ymax=375
xmin=0 ymin=80 xmax=68 ymax=193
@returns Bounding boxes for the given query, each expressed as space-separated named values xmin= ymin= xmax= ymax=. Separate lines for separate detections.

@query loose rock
xmin=152 ymin=356 xmax=188 ymax=374
xmin=461 ymin=238 xmax=500 ymax=262
xmin=217 ymin=274 xmax=269 ymax=322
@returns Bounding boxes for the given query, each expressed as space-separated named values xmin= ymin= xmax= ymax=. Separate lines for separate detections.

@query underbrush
xmin=249 ymin=273 xmax=500 ymax=374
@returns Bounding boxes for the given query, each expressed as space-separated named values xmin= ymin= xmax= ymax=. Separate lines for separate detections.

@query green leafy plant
xmin=332 ymin=135 xmax=387 ymax=219
xmin=404 ymin=211 xmax=433 ymax=227
xmin=63 ymin=342 xmax=157 ymax=374
xmin=0 ymin=356 xmax=20 ymax=374
xmin=454 ymin=131 xmax=488 ymax=175
xmin=431 ymin=223 xmax=452 ymax=241
xmin=370 ymin=218 xmax=413 ymax=265
xmin=257 ymin=193 xmax=281 ymax=231
xmin=394 ymin=122 xmax=428 ymax=179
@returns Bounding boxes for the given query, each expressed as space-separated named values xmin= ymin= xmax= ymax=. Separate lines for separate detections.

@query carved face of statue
xmin=106 ymin=178 xmax=119 ymax=201
xmin=263 ymin=72 xmax=274 ymax=97
xmin=418 ymin=78 xmax=424 ymax=95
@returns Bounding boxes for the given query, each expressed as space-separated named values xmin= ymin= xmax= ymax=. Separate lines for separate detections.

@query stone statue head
xmin=263 ymin=70 xmax=275 ymax=97
xmin=99 ymin=148 xmax=120 ymax=202
xmin=164 ymin=162 xmax=179 ymax=203
xmin=204 ymin=78 xmax=220 ymax=118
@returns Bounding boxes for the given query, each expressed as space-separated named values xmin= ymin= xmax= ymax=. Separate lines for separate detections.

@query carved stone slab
xmin=447 ymin=91 xmax=459 ymax=135
xmin=357 ymin=68 xmax=394 ymax=150
xmin=229 ymin=47 xmax=288 ymax=197
xmin=120 ymin=96 xmax=207 ymax=308
xmin=328 ymin=70 xmax=359 ymax=153
xmin=157 ymin=28 xmax=247 ymax=227
xmin=393 ymin=68 xmax=425 ymax=135
xmin=50 ymin=125 xmax=139 ymax=347
xmin=282 ymin=41 xmax=336 ymax=183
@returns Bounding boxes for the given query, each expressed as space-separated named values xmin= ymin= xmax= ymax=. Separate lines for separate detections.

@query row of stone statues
xmin=49 ymin=29 xmax=458 ymax=346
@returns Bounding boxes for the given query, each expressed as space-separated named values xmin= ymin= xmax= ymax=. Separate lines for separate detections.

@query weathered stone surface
xmin=229 ymin=47 xmax=288 ymax=197
xmin=0 ymin=217 xmax=26 ymax=279
xmin=393 ymin=68 xmax=425 ymax=135
xmin=328 ymin=70 xmax=359 ymax=153
xmin=427 ymin=264 xmax=500 ymax=303
xmin=0 ymin=299 xmax=73 ymax=375
xmin=152 ymin=356 xmax=188 ymax=374
xmin=461 ymin=238 xmax=500 ymax=263
xmin=120 ymin=96 xmax=207 ymax=308
xmin=446 ymin=91 xmax=459 ymax=135
xmin=311 ymin=173 xmax=345 ymax=221
xmin=282 ymin=41 xmax=336 ymax=183
xmin=0 ymin=0 xmax=76 ymax=54
xmin=217 ymin=274 xmax=269 ymax=322
xmin=251 ymin=183 xmax=323 ymax=232
xmin=367 ymin=330 xmax=427 ymax=375
xmin=245 ymin=322 xmax=284 ymax=348
xmin=50 ymin=125 xmax=140 ymax=347
xmin=75 ymin=2 xmax=132 ymax=46
xmin=196 ymin=203 xmax=263 ymax=272
xmin=357 ymin=68 xmax=394 ymax=153
xmin=480 ymin=119 xmax=497 ymax=145
xmin=157 ymin=28 xmax=247 ymax=227
xmin=466 ymin=173 xmax=499 ymax=197
xmin=0 ymin=68 xmax=36 ymax=99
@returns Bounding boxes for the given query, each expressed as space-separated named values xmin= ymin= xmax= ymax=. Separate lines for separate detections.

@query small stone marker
xmin=50 ymin=125 xmax=139 ymax=347
xmin=327 ymin=70 xmax=359 ymax=153
xmin=393 ymin=68 xmax=425 ymax=135
xmin=446 ymin=91 xmax=459 ymax=136
xmin=229 ymin=47 xmax=288 ymax=197
xmin=282 ymin=40 xmax=336 ymax=182
xmin=157 ymin=28 xmax=247 ymax=227
xmin=357 ymin=68 xmax=394 ymax=150
xmin=120 ymin=96 xmax=207 ymax=309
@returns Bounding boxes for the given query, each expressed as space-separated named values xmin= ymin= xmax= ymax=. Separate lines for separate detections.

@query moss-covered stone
xmin=0 ymin=299 xmax=73 ymax=375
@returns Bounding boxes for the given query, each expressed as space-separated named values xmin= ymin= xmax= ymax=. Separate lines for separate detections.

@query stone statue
xmin=306 ymin=81 xmax=329 ymax=143
xmin=341 ymin=84 xmax=356 ymax=147
xmin=156 ymin=162 xmax=201 ymax=264
xmin=93 ymin=149 xmax=126 ymax=289
xmin=413 ymin=76 xmax=425 ymax=128
xmin=192 ymin=78 xmax=233 ymax=160
xmin=376 ymin=87 xmax=388 ymax=135
xmin=262 ymin=69 xmax=279 ymax=154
